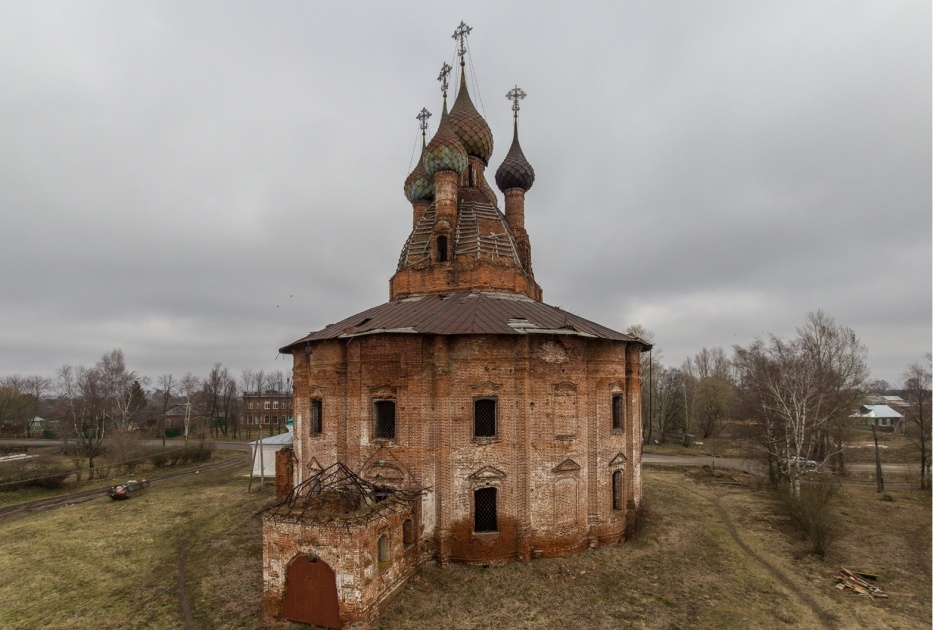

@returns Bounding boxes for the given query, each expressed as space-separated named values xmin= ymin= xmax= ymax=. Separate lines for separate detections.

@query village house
xmin=261 ymin=25 xmax=650 ymax=629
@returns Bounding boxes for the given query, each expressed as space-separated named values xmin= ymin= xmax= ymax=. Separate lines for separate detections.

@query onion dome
xmin=495 ymin=120 xmax=535 ymax=192
xmin=423 ymin=102 xmax=468 ymax=177
xmin=404 ymin=143 xmax=435 ymax=202
xmin=448 ymin=70 xmax=494 ymax=165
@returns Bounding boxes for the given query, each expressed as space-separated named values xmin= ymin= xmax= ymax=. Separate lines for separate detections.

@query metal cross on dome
xmin=416 ymin=107 xmax=432 ymax=137
xmin=452 ymin=21 xmax=472 ymax=64
xmin=437 ymin=62 xmax=452 ymax=96
xmin=506 ymin=85 xmax=527 ymax=118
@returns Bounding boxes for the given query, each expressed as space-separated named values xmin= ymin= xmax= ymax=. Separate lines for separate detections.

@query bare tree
xmin=733 ymin=311 xmax=868 ymax=495
xmin=221 ymin=372 xmax=239 ymax=438
xmin=14 ymin=376 xmax=52 ymax=436
xmin=626 ymin=324 xmax=659 ymax=444
xmin=902 ymin=355 xmax=932 ymax=489
xmin=0 ymin=382 xmax=32 ymax=436
xmin=203 ymin=363 xmax=236 ymax=437
xmin=98 ymin=349 xmax=148 ymax=432
xmin=156 ymin=373 xmax=176 ymax=414
xmin=654 ymin=366 xmax=685 ymax=441
xmin=179 ymin=372 xmax=200 ymax=444
xmin=696 ymin=377 xmax=735 ymax=438
xmin=57 ymin=364 xmax=108 ymax=480
xmin=266 ymin=369 xmax=288 ymax=393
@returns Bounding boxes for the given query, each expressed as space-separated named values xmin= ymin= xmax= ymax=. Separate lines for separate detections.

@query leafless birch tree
xmin=734 ymin=311 xmax=868 ymax=495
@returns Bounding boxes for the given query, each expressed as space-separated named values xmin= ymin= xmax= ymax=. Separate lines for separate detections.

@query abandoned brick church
xmin=261 ymin=25 xmax=650 ymax=629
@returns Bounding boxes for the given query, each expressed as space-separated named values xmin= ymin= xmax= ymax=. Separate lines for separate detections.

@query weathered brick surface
xmin=262 ymin=506 xmax=420 ymax=626
xmin=274 ymin=448 xmax=294 ymax=501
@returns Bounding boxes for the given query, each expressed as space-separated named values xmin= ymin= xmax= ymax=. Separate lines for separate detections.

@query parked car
xmin=787 ymin=456 xmax=818 ymax=468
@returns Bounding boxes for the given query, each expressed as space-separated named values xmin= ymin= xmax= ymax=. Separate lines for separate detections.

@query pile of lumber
xmin=835 ymin=567 xmax=887 ymax=599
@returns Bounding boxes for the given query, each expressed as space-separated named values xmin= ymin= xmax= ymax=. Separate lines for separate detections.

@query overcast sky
xmin=0 ymin=1 xmax=929 ymax=387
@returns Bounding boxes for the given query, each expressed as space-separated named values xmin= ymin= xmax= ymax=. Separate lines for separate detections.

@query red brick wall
xmin=287 ymin=332 xmax=643 ymax=563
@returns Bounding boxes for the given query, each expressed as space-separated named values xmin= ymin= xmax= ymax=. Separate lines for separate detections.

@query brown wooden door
xmin=283 ymin=555 xmax=342 ymax=629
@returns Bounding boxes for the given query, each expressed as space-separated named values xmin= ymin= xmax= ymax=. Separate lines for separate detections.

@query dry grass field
xmin=0 ymin=462 xmax=928 ymax=629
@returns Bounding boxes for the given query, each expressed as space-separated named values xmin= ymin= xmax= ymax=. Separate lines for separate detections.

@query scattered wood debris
xmin=835 ymin=567 xmax=887 ymax=599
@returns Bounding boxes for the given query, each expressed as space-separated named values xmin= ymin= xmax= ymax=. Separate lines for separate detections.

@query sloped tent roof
xmin=281 ymin=292 xmax=651 ymax=353
xmin=249 ymin=431 xmax=294 ymax=447
xmin=850 ymin=405 xmax=903 ymax=419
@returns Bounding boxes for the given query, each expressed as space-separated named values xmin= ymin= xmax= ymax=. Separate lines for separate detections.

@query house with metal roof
xmin=850 ymin=404 xmax=904 ymax=432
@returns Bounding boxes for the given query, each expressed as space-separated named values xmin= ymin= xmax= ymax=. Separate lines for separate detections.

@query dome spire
xmin=496 ymin=85 xmax=535 ymax=193
xmin=423 ymin=62 xmax=467 ymax=177
xmin=417 ymin=107 xmax=431 ymax=148
xmin=404 ymin=108 xmax=435 ymax=203
xmin=447 ymin=21 xmax=493 ymax=165
xmin=452 ymin=20 xmax=472 ymax=71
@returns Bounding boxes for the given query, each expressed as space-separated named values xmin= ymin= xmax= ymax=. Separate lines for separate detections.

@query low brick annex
xmin=261 ymin=27 xmax=650 ymax=630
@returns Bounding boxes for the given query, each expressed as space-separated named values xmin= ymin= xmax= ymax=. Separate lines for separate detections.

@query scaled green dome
xmin=423 ymin=104 xmax=468 ymax=177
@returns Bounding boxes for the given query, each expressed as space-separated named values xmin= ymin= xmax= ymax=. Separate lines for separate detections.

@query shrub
xmin=778 ymin=480 xmax=840 ymax=558
xmin=192 ymin=440 xmax=215 ymax=463
xmin=149 ymin=450 xmax=169 ymax=469
xmin=29 ymin=460 xmax=73 ymax=489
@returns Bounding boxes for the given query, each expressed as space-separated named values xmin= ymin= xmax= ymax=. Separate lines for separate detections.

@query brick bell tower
xmin=391 ymin=46 xmax=542 ymax=302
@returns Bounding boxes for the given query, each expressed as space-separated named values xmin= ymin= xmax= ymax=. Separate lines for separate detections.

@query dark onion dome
xmin=448 ymin=71 xmax=494 ymax=165
xmin=404 ymin=145 xmax=434 ymax=202
xmin=423 ymin=103 xmax=468 ymax=177
xmin=495 ymin=120 xmax=535 ymax=192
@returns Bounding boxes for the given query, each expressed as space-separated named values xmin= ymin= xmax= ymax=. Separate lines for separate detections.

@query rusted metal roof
xmin=280 ymin=292 xmax=651 ymax=353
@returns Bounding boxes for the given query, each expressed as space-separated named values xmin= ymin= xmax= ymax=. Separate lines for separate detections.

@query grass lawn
xmin=0 ymin=463 xmax=928 ymax=629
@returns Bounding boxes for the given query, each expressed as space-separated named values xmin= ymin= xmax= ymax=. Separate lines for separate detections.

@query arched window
xmin=403 ymin=519 xmax=415 ymax=546
xmin=436 ymin=235 xmax=448 ymax=262
xmin=378 ymin=534 xmax=390 ymax=565
xmin=612 ymin=470 xmax=624 ymax=511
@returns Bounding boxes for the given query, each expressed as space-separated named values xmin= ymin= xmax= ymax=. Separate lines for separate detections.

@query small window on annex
xmin=373 ymin=399 xmax=396 ymax=440
xmin=612 ymin=394 xmax=625 ymax=431
xmin=474 ymin=487 xmax=498 ymax=532
xmin=377 ymin=534 xmax=390 ymax=566
xmin=473 ymin=398 xmax=497 ymax=438
xmin=403 ymin=519 xmax=415 ymax=547
xmin=309 ymin=398 xmax=322 ymax=435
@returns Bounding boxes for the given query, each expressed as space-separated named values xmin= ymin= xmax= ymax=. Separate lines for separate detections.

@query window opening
xmin=378 ymin=534 xmax=390 ymax=566
xmin=474 ymin=398 xmax=497 ymax=437
xmin=273 ymin=401 xmax=279 ymax=409
xmin=612 ymin=470 xmax=624 ymax=510
xmin=403 ymin=519 xmax=415 ymax=546
xmin=612 ymin=394 xmax=625 ymax=431
xmin=474 ymin=487 xmax=498 ymax=532
xmin=437 ymin=235 xmax=448 ymax=262
xmin=264 ymin=401 xmax=270 ymax=410
xmin=374 ymin=400 xmax=396 ymax=439
xmin=310 ymin=398 xmax=322 ymax=434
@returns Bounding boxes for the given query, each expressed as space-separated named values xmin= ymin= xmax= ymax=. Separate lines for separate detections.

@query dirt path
xmin=175 ymin=534 xmax=199 ymax=630
xmin=653 ymin=475 xmax=837 ymax=629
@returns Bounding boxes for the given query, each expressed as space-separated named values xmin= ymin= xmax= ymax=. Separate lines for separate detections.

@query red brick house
xmin=261 ymin=27 xmax=650 ymax=629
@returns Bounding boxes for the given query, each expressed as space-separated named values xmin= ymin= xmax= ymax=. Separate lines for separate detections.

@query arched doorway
xmin=283 ymin=554 xmax=342 ymax=629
